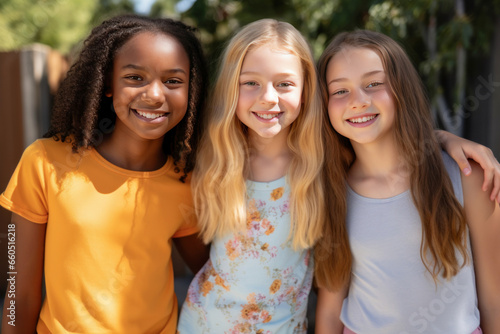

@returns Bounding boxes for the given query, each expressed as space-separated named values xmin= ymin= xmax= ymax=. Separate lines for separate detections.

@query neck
xmin=349 ymin=135 xmax=410 ymax=198
xmin=247 ymin=129 xmax=291 ymax=182
xmin=96 ymin=132 xmax=167 ymax=172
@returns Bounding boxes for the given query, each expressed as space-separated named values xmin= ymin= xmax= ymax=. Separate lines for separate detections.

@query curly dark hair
xmin=44 ymin=14 xmax=207 ymax=181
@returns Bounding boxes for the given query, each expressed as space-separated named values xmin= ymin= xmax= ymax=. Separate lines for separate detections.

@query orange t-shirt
xmin=0 ymin=138 xmax=198 ymax=333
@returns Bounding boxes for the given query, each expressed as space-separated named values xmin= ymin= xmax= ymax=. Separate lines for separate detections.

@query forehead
xmin=241 ymin=44 xmax=302 ymax=73
xmin=327 ymin=46 xmax=384 ymax=79
xmin=115 ymin=32 xmax=189 ymax=67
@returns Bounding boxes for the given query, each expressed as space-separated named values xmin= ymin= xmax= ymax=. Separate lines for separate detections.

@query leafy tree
xmin=0 ymin=0 xmax=497 ymax=143
xmin=365 ymin=0 xmax=499 ymax=135
xmin=178 ymin=0 xmax=499 ymax=138
xmin=91 ymin=0 xmax=135 ymax=26
xmin=149 ymin=0 xmax=178 ymax=18
xmin=0 ymin=0 xmax=135 ymax=53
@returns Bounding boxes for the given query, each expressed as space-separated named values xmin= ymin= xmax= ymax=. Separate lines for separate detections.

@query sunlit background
xmin=0 ymin=1 xmax=499 ymax=332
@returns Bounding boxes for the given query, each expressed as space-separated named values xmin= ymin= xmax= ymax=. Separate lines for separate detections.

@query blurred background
xmin=0 ymin=0 xmax=499 ymax=331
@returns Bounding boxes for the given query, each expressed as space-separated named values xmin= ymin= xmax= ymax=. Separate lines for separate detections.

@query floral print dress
xmin=177 ymin=176 xmax=313 ymax=334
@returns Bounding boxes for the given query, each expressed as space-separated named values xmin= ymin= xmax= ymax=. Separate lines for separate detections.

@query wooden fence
xmin=0 ymin=44 xmax=68 ymax=299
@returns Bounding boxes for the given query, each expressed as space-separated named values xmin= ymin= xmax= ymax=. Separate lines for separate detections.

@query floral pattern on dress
xmin=270 ymin=187 xmax=284 ymax=201
xmin=178 ymin=178 xmax=313 ymax=334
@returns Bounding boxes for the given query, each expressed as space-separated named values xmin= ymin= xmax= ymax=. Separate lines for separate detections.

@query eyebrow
xmin=240 ymin=71 xmax=300 ymax=77
xmin=327 ymin=70 xmax=384 ymax=86
xmin=121 ymin=64 xmax=187 ymax=74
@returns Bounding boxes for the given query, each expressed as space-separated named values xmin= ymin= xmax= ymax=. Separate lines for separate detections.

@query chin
xmin=259 ymin=131 xmax=281 ymax=139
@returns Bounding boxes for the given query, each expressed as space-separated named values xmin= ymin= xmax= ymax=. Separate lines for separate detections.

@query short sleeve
xmin=172 ymin=201 xmax=199 ymax=238
xmin=0 ymin=140 xmax=49 ymax=223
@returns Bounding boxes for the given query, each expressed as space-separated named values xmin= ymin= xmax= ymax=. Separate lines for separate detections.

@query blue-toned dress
xmin=177 ymin=177 xmax=313 ymax=334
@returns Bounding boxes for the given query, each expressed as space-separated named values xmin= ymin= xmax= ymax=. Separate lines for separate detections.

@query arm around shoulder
xmin=2 ymin=213 xmax=46 ymax=334
xmin=436 ymin=129 xmax=500 ymax=203
xmin=461 ymin=161 xmax=500 ymax=334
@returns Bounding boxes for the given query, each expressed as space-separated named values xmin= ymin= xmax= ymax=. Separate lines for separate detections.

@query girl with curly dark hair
xmin=0 ymin=14 xmax=208 ymax=333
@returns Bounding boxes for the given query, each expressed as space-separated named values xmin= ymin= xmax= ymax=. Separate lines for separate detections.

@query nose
xmin=260 ymin=83 xmax=279 ymax=106
xmin=349 ymin=88 xmax=370 ymax=110
xmin=142 ymin=80 xmax=165 ymax=106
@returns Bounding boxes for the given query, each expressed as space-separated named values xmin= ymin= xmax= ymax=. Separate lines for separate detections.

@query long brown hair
xmin=315 ymin=30 xmax=468 ymax=291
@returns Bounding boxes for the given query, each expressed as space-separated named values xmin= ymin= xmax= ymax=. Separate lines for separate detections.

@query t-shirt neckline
xmin=90 ymin=147 xmax=173 ymax=178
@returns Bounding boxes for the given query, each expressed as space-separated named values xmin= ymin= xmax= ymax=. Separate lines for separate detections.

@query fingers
xmin=461 ymin=162 xmax=472 ymax=176
xmin=474 ymin=146 xmax=500 ymax=202
xmin=482 ymin=167 xmax=494 ymax=193
xmin=493 ymin=181 xmax=500 ymax=204
xmin=466 ymin=146 xmax=494 ymax=186
xmin=489 ymin=165 xmax=500 ymax=203
xmin=436 ymin=130 xmax=500 ymax=203
xmin=449 ymin=148 xmax=472 ymax=176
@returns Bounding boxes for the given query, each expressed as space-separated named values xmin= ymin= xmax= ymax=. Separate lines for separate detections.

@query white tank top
xmin=340 ymin=152 xmax=480 ymax=334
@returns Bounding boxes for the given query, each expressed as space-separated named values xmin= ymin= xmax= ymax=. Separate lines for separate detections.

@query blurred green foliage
xmin=0 ymin=0 xmax=135 ymax=54
xmin=1 ymin=0 xmax=497 ymax=69
xmin=1 ymin=0 xmax=498 ymax=132
xmin=172 ymin=0 xmax=499 ymax=134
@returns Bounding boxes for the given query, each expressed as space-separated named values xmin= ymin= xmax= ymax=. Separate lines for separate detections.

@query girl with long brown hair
xmin=315 ymin=30 xmax=500 ymax=334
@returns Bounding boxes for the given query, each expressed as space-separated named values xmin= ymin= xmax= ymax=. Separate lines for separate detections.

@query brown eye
xmin=367 ymin=81 xmax=383 ymax=88
xmin=332 ymin=89 xmax=348 ymax=96
xmin=125 ymin=75 xmax=143 ymax=81
xmin=164 ymin=79 xmax=182 ymax=84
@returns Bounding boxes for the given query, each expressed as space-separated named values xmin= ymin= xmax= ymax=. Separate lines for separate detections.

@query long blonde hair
xmin=315 ymin=30 xmax=468 ymax=291
xmin=193 ymin=19 xmax=326 ymax=249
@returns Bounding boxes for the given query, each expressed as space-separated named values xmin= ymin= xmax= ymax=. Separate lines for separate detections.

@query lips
xmin=347 ymin=114 xmax=378 ymax=124
xmin=345 ymin=113 xmax=379 ymax=128
xmin=133 ymin=109 xmax=168 ymax=120
xmin=253 ymin=112 xmax=282 ymax=120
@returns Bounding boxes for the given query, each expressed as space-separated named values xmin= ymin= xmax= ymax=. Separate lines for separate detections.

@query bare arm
xmin=2 ymin=213 xmax=46 ymax=334
xmin=173 ymin=233 xmax=210 ymax=274
xmin=436 ymin=130 xmax=500 ymax=203
xmin=315 ymin=284 xmax=348 ymax=334
xmin=462 ymin=161 xmax=500 ymax=334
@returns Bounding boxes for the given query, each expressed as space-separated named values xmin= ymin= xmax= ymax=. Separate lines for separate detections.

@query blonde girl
xmin=177 ymin=19 xmax=326 ymax=333
xmin=315 ymin=30 xmax=500 ymax=334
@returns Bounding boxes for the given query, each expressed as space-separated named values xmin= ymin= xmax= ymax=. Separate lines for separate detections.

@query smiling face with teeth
xmin=326 ymin=46 xmax=396 ymax=147
xmin=235 ymin=44 xmax=304 ymax=141
xmin=107 ymin=32 xmax=190 ymax=143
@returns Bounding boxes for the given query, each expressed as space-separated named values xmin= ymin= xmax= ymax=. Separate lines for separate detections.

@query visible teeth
xmin=256 ymin=113 xmax=277 ymax=120
xmin=349 ymin=115 xmax=376 ymax=123
xmin=136 ymin=110 xmax=164 ymax=119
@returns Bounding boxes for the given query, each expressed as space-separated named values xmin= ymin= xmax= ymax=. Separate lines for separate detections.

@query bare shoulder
xmin=462 ymin=160 xmax=500 ymax=234
xmin=462 ymin=164 xmax=500 ymax=332
xmin=462 ymin=161 xmax=493 ymax=213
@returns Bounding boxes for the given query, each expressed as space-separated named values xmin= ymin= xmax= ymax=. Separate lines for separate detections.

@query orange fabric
xmin=0 ymin=138 xmax=198 ymax=333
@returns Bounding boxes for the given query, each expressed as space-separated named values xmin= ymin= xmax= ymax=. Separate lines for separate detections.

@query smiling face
xmin=235 ymin=44 xmax=304 ymax=140
xmin=108 ymin=31 xmax=190 ymax=143
xmin=326 ymin=46 xmax=396 ymax=147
